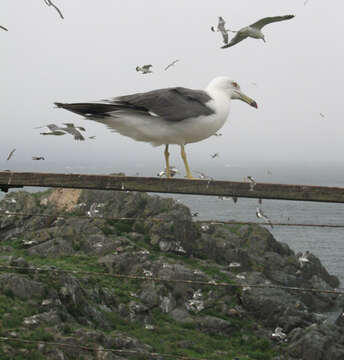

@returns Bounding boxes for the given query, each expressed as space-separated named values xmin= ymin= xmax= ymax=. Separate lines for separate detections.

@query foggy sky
xmin=1 ymin=0 xmax=344 ymax=177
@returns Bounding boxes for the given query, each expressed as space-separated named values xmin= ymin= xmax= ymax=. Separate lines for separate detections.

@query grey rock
xmin=0 ymin=273 xmax=45 ymax=300
xmin=195 ymin=315 xmax=234 ymax=335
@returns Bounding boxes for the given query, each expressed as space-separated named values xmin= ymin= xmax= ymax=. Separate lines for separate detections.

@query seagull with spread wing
xmin=55 ymin=77 xmax=257 ymax=179
xmin=62 ymin=123 xmax=86 ymax=140
xmin=136 ymin=64 xmax=153 ymax=74
xmin=38 ymin=123 xmax=85 ymax=140
xmin=211 ymin=16 xmax=230 ymax=44
xmin=222 ymin=15 xmax=295 ymax=49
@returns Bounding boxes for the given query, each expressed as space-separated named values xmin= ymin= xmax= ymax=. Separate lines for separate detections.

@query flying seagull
xmin=136 ymin=64 xmax=153 ymax=74
xmin=222 ymin=15 xmax=295 ymax=49
xmin=61 ymin=123 xmax=85 ymax=140
xmin=38 ymin=123 xmax=85 ymax=140
xmin=211 ymin=16 xmax=230 ymax=44
xmin=164 ymin=59 xmax=179 ymax=71
xmin=54 ymin=77 xmax=257 ymax=179
xmin=32 ymin=156 xmax=45 ymax=160
xmin=0 ymin=25 xmax=8 ymax=31
xmin=38 ymin=124 xmax=67 ymax=136
xmin=6 ymin=148 xmax=16 ymax=161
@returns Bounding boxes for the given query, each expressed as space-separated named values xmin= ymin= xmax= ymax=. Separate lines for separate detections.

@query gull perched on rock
xmin=271 ymin=327 xmax=287 ymax=342
xmin=211 ymin=16 xmax=230 ymax=44
xmin=256 ymin=207 xmax=273 ymax=228
xmin=222 ymin=15 xmax=295 ymax=49
xmin=136 ymin=64 xmax=153 ymax=74
xmin=298 ymin=251 xmax=310 ymax=268
xmin=54 ymin=77 xmax=257 ymax=179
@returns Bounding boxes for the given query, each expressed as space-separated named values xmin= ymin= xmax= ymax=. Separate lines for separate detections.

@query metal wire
xmin=1 ymin=265 xmax=343 ymax=295
xmin=0 ymin=336 xmax=208 ymax=360
xmin=1 ymin=209 xmax=343 ymax=228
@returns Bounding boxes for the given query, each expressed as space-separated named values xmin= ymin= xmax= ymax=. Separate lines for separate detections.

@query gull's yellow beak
xmin=232 ymin=90 xmax=258 ymax=108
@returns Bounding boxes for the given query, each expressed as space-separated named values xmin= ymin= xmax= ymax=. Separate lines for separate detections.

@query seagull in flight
xmin=211 ymin=16 xmax=230 ymax=44
xmin=38 ymin=123 xmax=85 ymax=140
xmin=164 ymin=59 xmax=179 ymax=71
xmin=6 ymin=148 xmax=16 ymax=161
xmin=136 ymin=64 xmax=153 ymax=74
xmin=38 ymin=124 xmax=66 ymax=136
xmin=54 ymin=77 xmax=257 ymax=179
xmin=32 ymin=156 xmax=45 ymax=160
xmin=62 ymin=123 xmax=86 ymax=140
xmin=222 ymin=15 xmax=295 ymax=49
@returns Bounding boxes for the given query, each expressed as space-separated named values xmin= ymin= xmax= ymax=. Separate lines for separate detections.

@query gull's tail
xmin=54 ymin=102 xmax=121 ymax=118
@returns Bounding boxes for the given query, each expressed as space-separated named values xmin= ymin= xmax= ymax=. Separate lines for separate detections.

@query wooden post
xmin=1 ymin=171 xmax=344 ymax=203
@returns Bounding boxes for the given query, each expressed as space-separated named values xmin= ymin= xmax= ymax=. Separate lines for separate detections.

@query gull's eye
xmin=232 ymin=81 xmax=239 ymax=88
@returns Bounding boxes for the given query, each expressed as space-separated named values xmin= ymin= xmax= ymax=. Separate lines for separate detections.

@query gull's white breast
xmin=95 ymin=90 xmax=231 ymax=147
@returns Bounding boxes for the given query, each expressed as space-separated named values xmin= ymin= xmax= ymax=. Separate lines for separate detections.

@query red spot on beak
xmin=251 ymin=101 xmax=258 ymax=109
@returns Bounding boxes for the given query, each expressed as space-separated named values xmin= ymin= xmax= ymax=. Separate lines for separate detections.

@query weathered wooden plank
xmin=0 ymin=171 xmax=344 ymax=203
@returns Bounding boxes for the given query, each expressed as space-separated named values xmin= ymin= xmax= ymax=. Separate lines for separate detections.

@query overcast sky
xmin=1 ymin=0 xmax=344 ymax=178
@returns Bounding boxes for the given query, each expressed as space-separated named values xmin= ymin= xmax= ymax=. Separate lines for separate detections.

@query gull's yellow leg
xmin=180 ymin=144 xmax=195 ymax=179
xmin=164 ymin=144 xmax=171 ymax=178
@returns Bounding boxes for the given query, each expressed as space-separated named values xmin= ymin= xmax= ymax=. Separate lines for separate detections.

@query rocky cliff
xmin=0 ymin=188 xmax=343 ymax=360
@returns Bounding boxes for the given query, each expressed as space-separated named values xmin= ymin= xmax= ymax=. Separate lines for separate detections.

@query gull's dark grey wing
xmin=142 ymin=64 xmax=152 ymax=70
xmin=221 ymin=31 xmax=247 ymax=49
xmin=250 ymin=15 xmax=295 ymax=30
xmin=55 ymin=87 xmax=215 ymax=122
xmin=47 ymin=124 xmax=60 ymax=131
xmin=61 ymin=126 xmax=85 ymax=141
xmin=112 ymin=87 xmax=215 ymax=121
xmin=221 ymin=30 xmax=229 ymax=44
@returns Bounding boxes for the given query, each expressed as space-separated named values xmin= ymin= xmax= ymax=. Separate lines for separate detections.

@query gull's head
xmin=207 ymin=77 xmax=258 ymax=108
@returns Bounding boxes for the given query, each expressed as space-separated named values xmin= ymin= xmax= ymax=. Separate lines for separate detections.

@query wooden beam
xmin=0 ymin=171 xmax=344 ymax=203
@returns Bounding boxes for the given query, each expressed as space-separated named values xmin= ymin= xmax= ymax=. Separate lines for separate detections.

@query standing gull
xmin=256 ymin=207 xmax=273 ymax=228
xmin=222 ymin=15 xmax=295 ymax=49
xmin=55 ymin=77 xmax=257 ymax=179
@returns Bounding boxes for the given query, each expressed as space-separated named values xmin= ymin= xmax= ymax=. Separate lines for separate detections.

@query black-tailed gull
xmin=222 ymin=15 xmax=295 ymax=49
xmin=55 ymin=76 xmax=257 ymax=179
